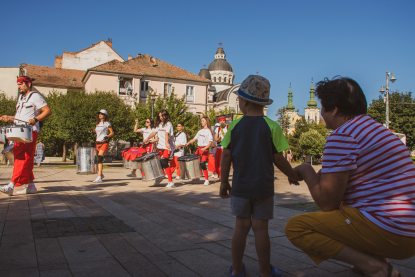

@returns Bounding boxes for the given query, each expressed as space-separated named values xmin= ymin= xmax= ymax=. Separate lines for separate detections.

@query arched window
xmin=224 ymin=77 xmax=227 ymax=83
xmin=219 ymin=77 xmax=222 ymax=82
xmin=214 ymin=77 xmax=216 ymax=82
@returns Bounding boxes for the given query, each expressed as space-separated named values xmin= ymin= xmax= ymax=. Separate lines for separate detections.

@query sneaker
xmin=229 ymin=264 xmax=246 ymax=277
xmin=92 ymin=176 xmax=103 ymax=183
xmin=13 ymin=184 xmax=29 ymax=195
xmin=101 ymin=174 xmax=105 ymax=180
xmin=203 ymin=180 xmax=210 ymax=186
xmin=165 ymin=182 xmax=175 ymax=188
xmin=0 ymin=183 xmax=14 ymax=196
xmin=212 ymin=173 xmax=219 ymax=179
xmin=27 ymin=183 xmax=37 ymax=194
xmin=127 ymin=173 xmax=137 ymax=177
xmin=175 ymin=175 xmax=181 ymax=180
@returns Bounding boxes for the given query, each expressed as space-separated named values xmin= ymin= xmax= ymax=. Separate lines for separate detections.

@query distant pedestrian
xmin=34 ymin=140 xmax=45 ymax=167
xmin=93 ymin=109 xmax=114 ymax=183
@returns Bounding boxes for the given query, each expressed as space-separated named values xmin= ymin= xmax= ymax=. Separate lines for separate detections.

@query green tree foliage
xmin=42 ymin=91 xmax=135 ymax=157
xmin=288 ymin=118 xmax=328 ymax=161
xmin=299 ymin=129 xmax=326 ymax=160
xmin=206 ymin=106 xmax=235 ymax=126
xmin=368 ymin=91 xmax=415 ymax=150
xmin=0 ymin=93 xmax=17 ymax=127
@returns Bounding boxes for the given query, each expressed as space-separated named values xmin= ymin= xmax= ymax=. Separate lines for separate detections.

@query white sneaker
xmin=27 ymin=183 xmax=37 ymax=194
xmin=203 ymin=180 xmax=210 ymax=186
xmin=127 ymin=173 xmax=137 ymax=177
xmin=175 ymin=175 xmax=181 ymax=180
xmin=212 ymin=174 xmax=219 ymax=179
xmin=0 ymin=183 xmax=14 ymax=196
xmin=92 ymin=176 xmax=103 ymax=183
xmin=165 ymin=182 xmax=175 ymax=188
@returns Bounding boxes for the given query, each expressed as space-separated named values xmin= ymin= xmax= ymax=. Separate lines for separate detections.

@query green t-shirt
xmin=222 ymin=116 xmax=288 ymax=199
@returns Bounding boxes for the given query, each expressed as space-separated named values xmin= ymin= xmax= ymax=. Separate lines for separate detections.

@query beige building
xmin=0 ymin=67 xmax=20 ymax=98
xmin=83 ymin=54 xmax=211 ymax=113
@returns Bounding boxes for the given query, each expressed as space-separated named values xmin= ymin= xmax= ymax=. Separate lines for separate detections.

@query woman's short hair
xmin=315 ymin=77 xmax=367 ymax=117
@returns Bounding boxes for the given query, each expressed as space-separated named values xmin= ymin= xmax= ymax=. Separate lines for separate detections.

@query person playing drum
xmin=93 ymin=109 xmax=114 ymax=183
xmin=144 ymin=110 xmax=175 ymax=188
xmin=0 ymin=76 xmax=51 ymax=195
xmin=186 ymin=116 xmax=214 ymax=186
xmin=127 ymin=118 xmax=157 ymax=178
xmin=173 ymin=122 xmax=187 ymax=179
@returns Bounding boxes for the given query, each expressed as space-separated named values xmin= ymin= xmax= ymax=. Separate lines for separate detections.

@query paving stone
xmin=58 ymin=235 xmax=112 ymax=264
xmin=0 ymin=240 xmax=37 ymax=270
xmin=40 ymin=269 xmax=72 ymax=277
xmin=68 ymin=257 xmax=129 ymax=277
xmin=35 ymin=238 xmax=68 ymax=268
xmin=0 ymin=268 xmax=39 ymax=277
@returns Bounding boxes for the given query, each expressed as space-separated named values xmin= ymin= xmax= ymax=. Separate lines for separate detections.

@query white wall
xmin=61 ymin=41 xmax=124 ymax=70
xmin=0 ymin=67 xmax=19 ymax=99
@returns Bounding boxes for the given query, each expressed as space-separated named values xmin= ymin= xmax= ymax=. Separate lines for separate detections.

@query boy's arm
xmin=274 ymin=152 xmax=300 ymax=185
xmin=220 ymin=148 xmax=232 ymax=198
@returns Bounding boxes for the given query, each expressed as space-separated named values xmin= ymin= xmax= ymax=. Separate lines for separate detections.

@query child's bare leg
xmin=232 ymin=217 xmax=251 ymax=275
xmin=252 ymin=218 xmax=271 ymax=277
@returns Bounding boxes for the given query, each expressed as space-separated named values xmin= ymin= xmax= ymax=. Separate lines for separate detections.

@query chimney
xmin=106 ymin=38 xmax=113 ymax=48
xmin=128 ymin=55 xmax=133 ymax=60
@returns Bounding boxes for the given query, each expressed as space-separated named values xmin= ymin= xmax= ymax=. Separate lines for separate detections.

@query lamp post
xmin=148 ymin=89 xmax=158 ymax=121
xmin=379 ymin=72 xmax=397 ymax=129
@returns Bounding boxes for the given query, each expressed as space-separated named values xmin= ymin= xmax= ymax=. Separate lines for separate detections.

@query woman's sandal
xmin=229 ymin=264 xmax=246 ymax=277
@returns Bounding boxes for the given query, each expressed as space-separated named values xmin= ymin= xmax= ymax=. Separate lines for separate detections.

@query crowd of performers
xmin=120 ymin=110 xmax=229 ymax=188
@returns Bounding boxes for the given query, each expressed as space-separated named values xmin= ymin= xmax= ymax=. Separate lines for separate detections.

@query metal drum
xmin=136 ymin=152 xmax=164 ymax=181
xmin=178 ymin=154 xmax=202 ymax=180
xmin=76 ymin=147 xmax=96 ymax=174
xmin=5 ymin=125 xmax=32 ymax=143
xmin=0 ymin=127 xmax=6 ymax=144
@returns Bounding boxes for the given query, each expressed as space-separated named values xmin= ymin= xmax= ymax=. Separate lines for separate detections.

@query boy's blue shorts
xmin=231 ymin=195 xmax=274 ymax=220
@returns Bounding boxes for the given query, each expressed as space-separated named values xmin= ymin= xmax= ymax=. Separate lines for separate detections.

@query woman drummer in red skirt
xmin=186 ymin=116 xmax=214 ymax=186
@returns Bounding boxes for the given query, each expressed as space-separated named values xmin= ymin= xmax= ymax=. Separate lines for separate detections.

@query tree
xmin=0 ymin=93 xmax=17 ymax=126
xmin=368 ymin=91 xmax=415 ymax=150
xmin=288 ymin=118 xmax=328 ymax=161
xmin=299 ymin=129 xmax=326 ymax=160
xmin=206 ymin=106 xmax=235 ymax=126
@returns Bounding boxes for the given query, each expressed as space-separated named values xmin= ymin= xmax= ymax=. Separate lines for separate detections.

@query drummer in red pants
xmin=0 ymin=76 xmax=51 ymax=195
xmin=186 ymin=116 xmax=214 ymax=186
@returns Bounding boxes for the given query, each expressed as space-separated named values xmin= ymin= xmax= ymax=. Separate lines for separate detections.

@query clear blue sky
xmin=1 ymin=0 xmax=414 ymax=119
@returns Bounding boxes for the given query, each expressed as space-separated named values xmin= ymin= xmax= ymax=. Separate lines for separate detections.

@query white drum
xmin=178 ymin=154 xmax=202 ymax=180
xmin=0 ymin=127 xmax=5 ymax=144
xmin=77 ymin=147 xmax=97 ymax=174
xmin=136 ymin=152 xmax=164 ymax=181
xmin=5 ymin=125 xmax=33 ymax=143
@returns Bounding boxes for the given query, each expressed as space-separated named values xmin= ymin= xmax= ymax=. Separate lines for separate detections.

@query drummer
xmin=127 ymin=118 xmax=157 ymax=178
xmin=144 ymin=110 xmax=176 ymax=188
xmin=186 ymin=116 xmax=214 ymax=186
xmin=173 ymin=122 xmax=187 ymax=179
xmin=0 ymin=76 xmax=51 ymax=195
xmin=213 ymin=116 xmax=228 ymax=178
xmin=93 ymin=109 xmax=114 ymax=183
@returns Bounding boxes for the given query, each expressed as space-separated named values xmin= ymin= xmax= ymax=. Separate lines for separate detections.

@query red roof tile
xmin=23 ymin=64 xmax=85 ymax=89
xmin=86 ymin=54 xmax=210 ymax=83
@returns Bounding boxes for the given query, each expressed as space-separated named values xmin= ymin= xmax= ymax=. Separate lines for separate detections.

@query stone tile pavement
xmin=0 ymin=161 xmax=414 ymax=276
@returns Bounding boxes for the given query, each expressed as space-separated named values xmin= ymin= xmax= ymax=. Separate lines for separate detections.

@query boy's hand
xmin=219 ymin=181 xmax=231 ymax=198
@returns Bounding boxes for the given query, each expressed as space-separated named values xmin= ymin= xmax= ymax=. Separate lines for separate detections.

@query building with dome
xmin=200 ymin=45 xmax=268 ymax=115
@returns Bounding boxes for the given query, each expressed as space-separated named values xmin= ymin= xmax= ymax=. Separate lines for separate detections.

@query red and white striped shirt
xmin=322 ymin=115 xmax=415 ymax=237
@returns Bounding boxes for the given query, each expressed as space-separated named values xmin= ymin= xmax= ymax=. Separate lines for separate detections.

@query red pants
xmin=173 ymin=156 xmax=180 ymax=177
xmin=12 ymin=131 xmax=38 ymax=187
xmin=196 ymin=147 xmax=209 ymax=180
xmin=215 ymin=147 xmax=222 ymax=177
xmin=158 ymin=149 xmax=174 ymax=182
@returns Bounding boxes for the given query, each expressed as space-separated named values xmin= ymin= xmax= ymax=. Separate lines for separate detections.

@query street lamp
xmin=379 ymin=72 xmax=397 ymax=129
xmin=148 ymin=89 xmax=158 ymax=121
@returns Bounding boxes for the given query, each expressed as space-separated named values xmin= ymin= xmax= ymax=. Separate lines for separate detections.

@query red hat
xmin=218 ymin=116 xmax=226 ymax=122
xmin=17 ymin=76 xmax=34 ymax=83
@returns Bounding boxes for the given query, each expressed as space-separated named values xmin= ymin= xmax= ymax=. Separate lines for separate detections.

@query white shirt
xmin=194 ymin=128 xmax=213 ymax=147
xmin=174 ymin=132 xmax=187 ymax=157
xmin=140 ymin=127 xmax=154 ymax=141
xmin=156 ymin=122 xmax=174 ymax=150
xmin=215 ymin=125 xmax=228 ymax=143
xmin=95 ymin=121 xmax=111 ymax=142
xmin=14 ymin=91 xmax=47 ymax=132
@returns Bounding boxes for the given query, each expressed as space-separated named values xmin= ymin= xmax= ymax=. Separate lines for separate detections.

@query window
xmin=214 ymin=77 xmax=216 ymax=82
xmin=224 ymin=77 xmax=227 ymax=83
xmin=140 ymin=81 xmax=149 ymax=97
xmin=219 ymin=76 xmax=222 ymax=83
xmin=164 ymin=83 xmax=172 ymax=97
xmin=186 ymin=86 xmax=194 ymax=103
xmin=119 ymin=78 xmax=133 ymax=96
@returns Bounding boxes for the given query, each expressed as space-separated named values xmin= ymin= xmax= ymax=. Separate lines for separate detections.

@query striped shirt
xmin=321 ymin=115 xmax=415 ymax=237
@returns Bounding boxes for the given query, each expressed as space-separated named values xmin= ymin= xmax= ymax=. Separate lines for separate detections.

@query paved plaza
xmin=0 ymin=160 xmax=414 ymax=276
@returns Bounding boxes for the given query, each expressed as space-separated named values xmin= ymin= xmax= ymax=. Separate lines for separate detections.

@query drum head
xmin=178 ymin=154 xmax=199 ymax=162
